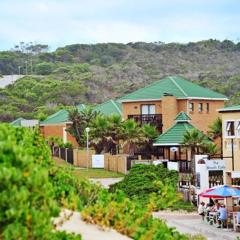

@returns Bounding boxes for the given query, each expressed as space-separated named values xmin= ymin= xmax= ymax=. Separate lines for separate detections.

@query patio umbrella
xmin=199 ymin=185 xmax=240 ymax=198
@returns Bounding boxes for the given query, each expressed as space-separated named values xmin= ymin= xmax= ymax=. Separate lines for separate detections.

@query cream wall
xmin=222 ymin=112 xmax=240 ymax=172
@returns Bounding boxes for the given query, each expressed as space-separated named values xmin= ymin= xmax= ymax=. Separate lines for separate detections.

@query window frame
xmin=236 ymin=120 xmax=240 ymax=138
xmin=189 ymin=102 xmax=194 ymax=112
xmin=206 ymin=103 xmax=209 ymax=113
xmin=225 ymin=120 xmax=235 ymax=138
xmin=198 ymin=103 xmax=203 ymax=113
xmin=141 ymin=104 xmax=156 ymax=115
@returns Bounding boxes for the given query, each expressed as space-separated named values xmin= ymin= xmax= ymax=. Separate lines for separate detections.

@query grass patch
xmin=72 ymin=168 xmax=124 ymax=179
xmin=170 ymin=199 xmax=197 ymax=212
xmin=54 ymin=157 xmax=124 ymax=179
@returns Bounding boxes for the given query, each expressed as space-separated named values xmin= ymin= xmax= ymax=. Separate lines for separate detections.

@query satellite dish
xmin=170 ymin=147 xmax=178 ymax=152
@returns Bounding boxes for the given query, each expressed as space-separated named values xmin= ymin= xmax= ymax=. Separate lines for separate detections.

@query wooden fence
xmin=51 ymin=147 xmax=128 ymax=174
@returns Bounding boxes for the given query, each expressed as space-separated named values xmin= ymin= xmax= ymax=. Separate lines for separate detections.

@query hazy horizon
xmin=0 ymin=0 xmax=239 ymax=51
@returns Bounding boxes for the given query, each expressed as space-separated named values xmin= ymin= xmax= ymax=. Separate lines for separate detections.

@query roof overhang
xmin=218 ymin=109 xmax=240 ymax=113
xmin=153 ymin=143 xmax=181 ymax=146
xmin=119 ymin=97 xmax=228 ymax=103
xmin=40 ymin=121 xmax=72 ymax=126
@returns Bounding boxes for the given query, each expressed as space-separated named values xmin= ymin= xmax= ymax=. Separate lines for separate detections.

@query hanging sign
xmin=170 ymin=147 xmax=178 ymax=152
xmin=205 ymin=160 xmax=225 ymax=171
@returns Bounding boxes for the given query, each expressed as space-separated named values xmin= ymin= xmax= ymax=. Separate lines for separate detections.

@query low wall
xmin=73 ymin=149 xmax=95 ymax=168
xmin=72 ymin=149 xmax=127 ymax=174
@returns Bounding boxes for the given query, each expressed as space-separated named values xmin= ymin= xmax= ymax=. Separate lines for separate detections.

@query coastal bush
xmin=110 ymin=164 xmax=180 ymax=209
xmin=0 ymin=124 xmax=81 ymax=239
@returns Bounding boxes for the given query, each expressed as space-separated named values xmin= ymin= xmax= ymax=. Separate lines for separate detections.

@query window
xmin=198 ymin=103 xmax=203 ymax=112
xmin=206 ymin=103 xmax=209 ymax=113
xmin=141 ymin=105 xmax=155 ymax=115
xmin=189 ymin=102 xmax=194 ymax=112
xmin=226 ymin=121 xmax=235 ymax=137
xmin=236 ymin=121 xmax=240 ymax=137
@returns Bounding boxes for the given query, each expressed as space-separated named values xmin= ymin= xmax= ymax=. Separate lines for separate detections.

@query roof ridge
xmin=169 ymin=76 xmax=188 ymax=97
xmin=111 ymin=100 xmax=122 ymax=115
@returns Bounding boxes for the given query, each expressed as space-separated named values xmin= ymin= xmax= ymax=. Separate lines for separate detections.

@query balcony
xmin=128 ymin=114 xmax=163 ymax=132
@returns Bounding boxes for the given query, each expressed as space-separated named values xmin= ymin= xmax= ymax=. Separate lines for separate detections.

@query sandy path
xmin=56 ymin=210 xmax=131 ymax=240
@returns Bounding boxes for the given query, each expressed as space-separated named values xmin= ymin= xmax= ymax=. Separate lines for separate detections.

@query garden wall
xmin=73 ymin=149 xmax=127 ymax=174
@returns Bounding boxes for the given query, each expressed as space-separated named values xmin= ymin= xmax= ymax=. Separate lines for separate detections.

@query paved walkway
xmin=153 ymin=211 xmax=239 ymax=240
xmin=56 ymin=210 xmax=131 ymax=240
xmin=89 ymin=178 xmax=123 ymax=188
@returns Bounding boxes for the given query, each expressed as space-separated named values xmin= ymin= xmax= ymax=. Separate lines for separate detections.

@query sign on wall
xmin=92 ymin=155 xmax=104 ymax=168
xmin=167 ymin=161 xmax=179 ymax=171
xmin=206 ymin=160 xmax=226 ymax=171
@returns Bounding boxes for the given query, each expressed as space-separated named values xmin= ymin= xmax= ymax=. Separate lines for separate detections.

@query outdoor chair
xmin=233 ymin=212 xmax=240 ymax=232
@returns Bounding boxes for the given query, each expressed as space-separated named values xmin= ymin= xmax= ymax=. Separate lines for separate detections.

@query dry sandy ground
xmin=89 ymin=178 xmax=123 ymax=188
xmin=55 ymin=210 xmax=131 ymax=240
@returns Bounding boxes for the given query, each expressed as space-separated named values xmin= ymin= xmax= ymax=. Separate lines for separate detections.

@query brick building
xmin=40 ymin=100 xmax=122 ymax=147
xmin=218 ymin=105 xmax=240 ymax=185
xmin=118 ymin=76 xmax=228 ymax=134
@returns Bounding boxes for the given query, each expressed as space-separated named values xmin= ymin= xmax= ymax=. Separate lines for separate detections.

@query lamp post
xmin=85 ymin=127 xmax=90 ymax=170
xmin=25 ymin=61 xmax=28 ymax=75
xmin=18 ymin=66 xmax=21 ymax=75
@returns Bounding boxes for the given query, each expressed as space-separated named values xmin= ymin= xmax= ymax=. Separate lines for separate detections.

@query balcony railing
xmin=128 ymin=114 xmax=163 ymax=132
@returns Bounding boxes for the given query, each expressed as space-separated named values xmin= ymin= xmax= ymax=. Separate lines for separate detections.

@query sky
xmin=0 ymin=0 xmax=239 ymax=51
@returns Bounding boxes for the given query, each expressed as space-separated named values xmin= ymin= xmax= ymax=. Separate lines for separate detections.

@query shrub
xmin=110 ymin=164 xmax=180 ymax=209
xmin=0 ymin=124 xmax=81 ymax=239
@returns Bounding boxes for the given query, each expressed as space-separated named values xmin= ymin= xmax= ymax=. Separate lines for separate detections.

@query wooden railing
xmin=128 ymin=114 xmax=163 ymax=131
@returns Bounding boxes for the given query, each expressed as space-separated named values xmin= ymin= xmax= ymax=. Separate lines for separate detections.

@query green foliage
xmin=110 ymin=164 xmax=179 ymax=209
xmin=35 ymin=62 xmax=55 ymax=75
xmin=208 ymin=117 xmax=222 ymax=139
xmin=0 ymin=124 xmax=75 ymax=239
xmin=1 ymin=40 xmax=240 ymax=122
xmin=81 ymin=190 xmax=199 ymax=240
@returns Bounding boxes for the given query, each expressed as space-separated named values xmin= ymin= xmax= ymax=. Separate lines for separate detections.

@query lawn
xmin=54 ymin=158 xmax=124 ymax=179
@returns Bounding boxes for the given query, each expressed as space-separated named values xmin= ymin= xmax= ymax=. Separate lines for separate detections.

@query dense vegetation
xmin=68 ymin=108 xmax=158 ymax=155
xmin=0 ymin=124 xmax=81 ymax=239
xmin=0 ymin=39 xmax=240 ymax=122
xmin=1 ymin=124 xmax=203 ymax=239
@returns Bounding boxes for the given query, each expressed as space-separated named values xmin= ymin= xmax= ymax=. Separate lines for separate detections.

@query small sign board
xmin=167 ymin=161 xmax=179 ymax=171
xmin=92 ymin=155 xmax=104 ymax=168
xmin=206 ymin=160 xmax=225 ymax=171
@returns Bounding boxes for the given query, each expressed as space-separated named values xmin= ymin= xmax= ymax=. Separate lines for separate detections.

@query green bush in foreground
xmin=0 ymin=124 xmax=81 ymax=240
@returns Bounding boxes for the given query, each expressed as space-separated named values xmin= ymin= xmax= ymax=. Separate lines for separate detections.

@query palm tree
xmin=182 ymin=128 xmax=206 ymax=173
xmin=121 ymin=119 xmax=148 ymax=156
xmin=201 ymin=141 xmax=218 ymax=156
xmin=141 ymin=124 xmax=158 ymax=156
xmin=208 ymin=117 xmax=222 ymax=156
xmin=67 ymin=107 xmax=99 ymax=146
xmin=90 ymin=115 xmax=110 ymax=154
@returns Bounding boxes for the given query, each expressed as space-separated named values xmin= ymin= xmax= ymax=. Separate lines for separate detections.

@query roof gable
xmin=11 ymin=117 xmax=25 ymax=126
xmin=175 ymin=112 xmax=191 ymax=121
xmin=153 ymin=122 xmax=195 ymax=146
xmin=119 ymin=76 xmax=228 ymax=102
xmin=93 ymin=100 xmax=122 ymax=116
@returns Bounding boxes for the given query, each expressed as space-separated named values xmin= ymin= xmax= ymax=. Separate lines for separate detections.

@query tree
xmin=182 ymin=129 xmax=206 ymax=173
xmin=121 ymin=119 xmax=148 ymax=156
xmin=208 ymin=117 xmax=222 ymax=155
xmin=67 ymin=107 xmax=98 ymax=146
xmin=35 ymin=62 xmax=55 ymax=75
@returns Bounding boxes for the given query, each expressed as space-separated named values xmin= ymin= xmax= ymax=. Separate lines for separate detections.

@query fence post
xmin=65 ymin=148 xmax=68 ymax=162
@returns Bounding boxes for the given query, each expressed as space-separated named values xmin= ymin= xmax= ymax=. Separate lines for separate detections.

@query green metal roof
xmin=93 ymin=100 xmax=122 ymax=116
xmin=218 ymin=105 xmax=240 ymax=112
xmin=41 ymin=109 xmax=69 ymax=125
xmin=10 ymin=117 xmax=25 ymax=126
xmin=118 ymin=76 xmax=228 ymax=102
xmin=153 ymin=122 xmax=196 ymax=146
xmin=41 ymin=100 xmax=122 ymax=125
xmin=175 ymin=112 xmax=191 ymax=121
